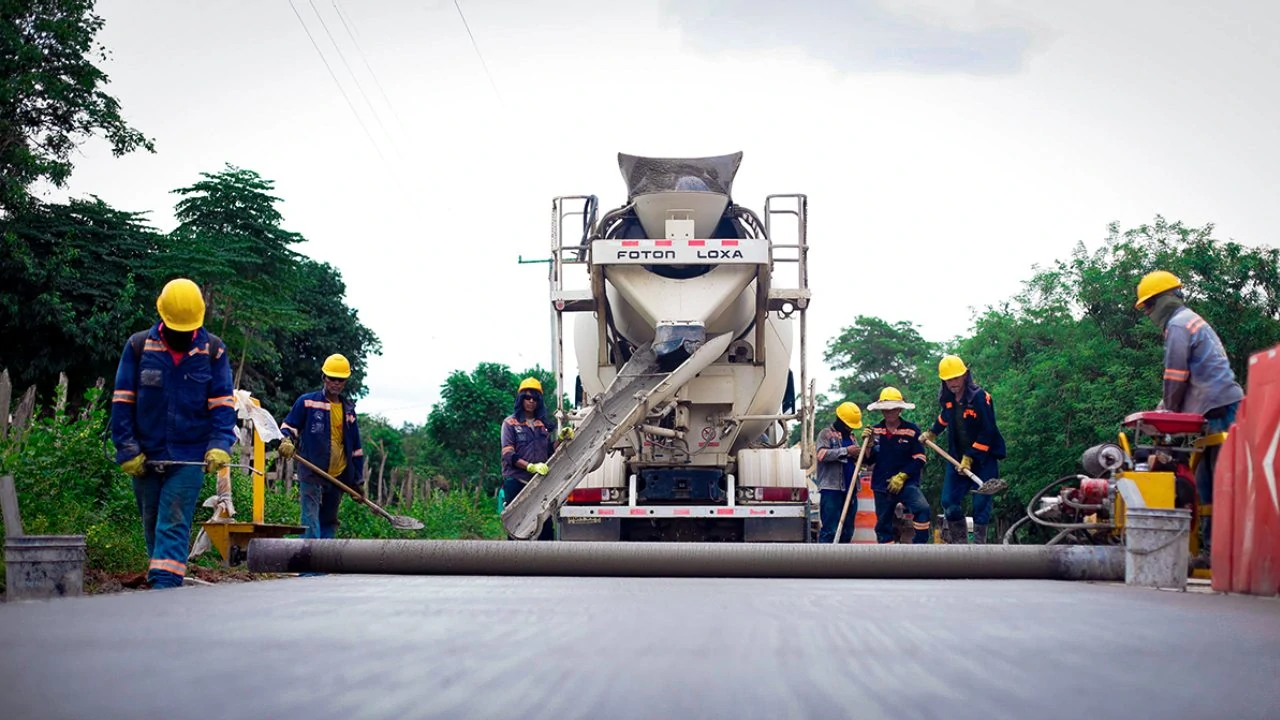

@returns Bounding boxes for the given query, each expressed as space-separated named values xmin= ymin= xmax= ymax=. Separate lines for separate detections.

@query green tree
xmin=818 ymin=315 xmax=940 ymax=431
xmin=423 ymin=363 xmax=557 ymax=490
xmin=255 ymin=257 xmax=381 ymax=408
xmin=1 ymin=0 xmax=154 ymax=213
xmin=162 ymin=165 xmax=307 ymax=379
xmin=0 ymin=196 xmax=162 ymax=392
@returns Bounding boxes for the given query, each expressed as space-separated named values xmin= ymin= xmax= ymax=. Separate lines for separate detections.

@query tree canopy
xmin=1 ymin=0 xmax=154 ymax=213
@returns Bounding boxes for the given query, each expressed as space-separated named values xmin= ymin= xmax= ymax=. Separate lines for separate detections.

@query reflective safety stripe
xmin=1164 ymin=368 xmax=1190 ymax=381
xmin=149 ymin=558 xmax=187 ymax=577
xmin=303 ymin=400 xmax=331 ymax=410
xmin=207 ymin=396 xmax=234 ymax=410
xmin=913 ymin=521 xmax=931 ymax=530
xmin=936 ymin=414 xmax=949 ymax=427
xmin=351 ymin=449 xmax=364 ymax=458
xmin=1187 ymin=316 xmax=1206 ymax=334
xmin=972 ymin=442 xmax=990 ymax=452
xmin=113 ymin=390 xmax=136 ymax=404
xmin=912 ymin=453 xmax=926 ymax=462
xmin=143 ymin=340 xmax=167 ymax=352
xmin=502 ymin=445 xmax=515 ymax=454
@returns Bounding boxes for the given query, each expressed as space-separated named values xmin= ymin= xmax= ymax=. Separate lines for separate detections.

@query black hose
xmin=1002 ymin=475 xmax=1115 ymax=545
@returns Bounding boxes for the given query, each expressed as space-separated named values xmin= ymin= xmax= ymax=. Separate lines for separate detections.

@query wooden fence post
xmin=1 ymin=474 xmax=24 ymax=538
xmin=0 ymin=368 xmax=12 ymax=442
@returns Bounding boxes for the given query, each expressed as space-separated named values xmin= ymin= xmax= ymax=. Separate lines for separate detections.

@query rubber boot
xmin=947 ymin=519 xmax=968 ymax=544
xmin=972 ymin=524 xmax=988 ymax=544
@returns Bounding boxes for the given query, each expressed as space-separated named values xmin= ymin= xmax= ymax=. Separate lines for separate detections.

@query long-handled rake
xmin=921 ymin=438 xmax=1009 ymax=495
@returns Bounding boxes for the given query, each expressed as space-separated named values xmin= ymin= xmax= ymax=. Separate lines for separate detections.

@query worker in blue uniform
xmin=862 ymin=387 xmax=932 ymax=544
xmin=921 ymin=354 xmax=1006 ymax=544
xmin=110 ymin=278 xmax=236 ymax=589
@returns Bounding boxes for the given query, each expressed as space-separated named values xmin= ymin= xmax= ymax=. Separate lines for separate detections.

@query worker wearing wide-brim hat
xmin=815 ymin=401 xmax=862 ymax=543
xmin=500 ymin=377 xmax=571 ymax=540
xmin=861 ymin=387 xmax=932 ymax=544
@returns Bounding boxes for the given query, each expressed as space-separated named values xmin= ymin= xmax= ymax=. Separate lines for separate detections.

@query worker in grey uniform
xmin=1136 ymin=270 xmax=1245 ymax=557
xmin=815 ymin=401 xmax=862 ymax=543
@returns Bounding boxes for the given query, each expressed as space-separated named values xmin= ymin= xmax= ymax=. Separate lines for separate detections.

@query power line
xmin=287 ymin=0 xmax=387 ymax=163
xmin=452 ymin=0 xmax=503 ymax=105
xmin=333 ymin=0 xmax=408 ymax=134
xmin=332 ymin=0 xmax=361 ymax=39
xmin=307 ymin=0 xmax=399 ymax=153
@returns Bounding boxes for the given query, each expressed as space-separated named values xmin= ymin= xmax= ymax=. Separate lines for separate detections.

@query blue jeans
xmin=1195 ymin=400 xmax=1239 ymax=534
xmin=874 ymin=485 xmax=931 ymax=544
xmin=818 ymin=487 xmax=856 ymax=543
xmin=133 ymin=464 xmax=205 ymax=589
xmin=300 ymin=480 xmax=344 ymax=539
xmin=942 ymin=457 xmax=996 ymax=525
xmin=1204 ymin=400 xmax=1240 ymax=436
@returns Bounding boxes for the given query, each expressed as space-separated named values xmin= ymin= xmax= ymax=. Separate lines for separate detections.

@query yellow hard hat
xmin=518 ymin=377 xmax=543 ymax=395
xmin=1135 ymin=270 xmax=1182 ymax=308
xmin=878 ymin=387 xmax=905 ymax=403
xmin=835 ymin=401 xmax=862 ymax=429
xmin=939 ymin=354 xmax=968 ymax=381
xmin=321 ymin=353 xmax=352 ymax=379
xmin=156 ymin=278 xmax=205 ymax=332
xmin=868 ymin=385 xmax=916 ymax=410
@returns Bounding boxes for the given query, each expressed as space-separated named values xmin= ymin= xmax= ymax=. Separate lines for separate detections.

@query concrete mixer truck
xmin=502 ymin=152 xmax=816 ymax=542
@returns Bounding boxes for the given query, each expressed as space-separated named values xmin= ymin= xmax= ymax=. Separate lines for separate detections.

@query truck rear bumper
xmin=559 ymin=505 xmax=808 ymax=519
xmin=557 ymin=505 xmax=810 ymax=542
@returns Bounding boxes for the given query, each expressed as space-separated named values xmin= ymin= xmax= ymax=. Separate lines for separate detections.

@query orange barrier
xmin=852 ymin=472 xmax=877 ymax=544
xmin=1211 ymin=343 xmax=1280 ymax=596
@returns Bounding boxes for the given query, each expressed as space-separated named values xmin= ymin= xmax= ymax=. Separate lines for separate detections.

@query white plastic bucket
xmin=1124 ymin=507 xmax=1191 ymax=590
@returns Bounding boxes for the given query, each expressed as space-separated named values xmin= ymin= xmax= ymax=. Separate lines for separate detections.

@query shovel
xmin=832 ymin=438 xmax=871 ymax=543
xmin=293 ymin=455 xmax=425 ymax=531
xmin=921 ymin=438 xmax=1008 ymax=495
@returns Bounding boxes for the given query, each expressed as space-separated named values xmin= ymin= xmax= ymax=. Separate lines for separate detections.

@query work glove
xmin=861 ymin=426 xmax=875 ymax=442
xmin=526 ymin=462 xmax=550 ymax=476
xmin=278 ymin=439 xmax=296 ymax=459
xmin=959 ymin=455 xmax=974 ymax=473
xmin=120 ymin=453 xmax=148 ymax=478
xmin=920 ymin=430 xmax=936 ymax=446
xmin=887 ymin=472 xmax=908 ymax=494
xmin=558 ymin=426 xmax=574 ymax=441
xmin=204 ymin=448 xmax=231 ymax=473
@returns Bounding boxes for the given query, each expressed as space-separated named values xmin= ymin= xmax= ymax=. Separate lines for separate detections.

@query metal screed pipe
xmin=248 ymin=539 xmax=1124 ymax=581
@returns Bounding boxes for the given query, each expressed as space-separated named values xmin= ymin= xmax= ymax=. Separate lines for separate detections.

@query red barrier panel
xmin=1212 ymin=343 xmax=1280 ymax=596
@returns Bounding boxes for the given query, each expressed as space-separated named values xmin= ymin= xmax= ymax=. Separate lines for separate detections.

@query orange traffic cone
xmin=852 ymin=473 xmax=877 ymax=544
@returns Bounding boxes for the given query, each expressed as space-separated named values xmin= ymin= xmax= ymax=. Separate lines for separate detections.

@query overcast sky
xmin=50 ymin=0 xmax=1280 ymax=424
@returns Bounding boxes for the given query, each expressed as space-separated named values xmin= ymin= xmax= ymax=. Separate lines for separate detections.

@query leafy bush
xmin=0 ymin=385 xmax=146 ymax=590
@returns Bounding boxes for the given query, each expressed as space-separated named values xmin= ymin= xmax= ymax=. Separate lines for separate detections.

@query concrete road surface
xmin=1 ymin=576 xmax=1278 ymax=720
